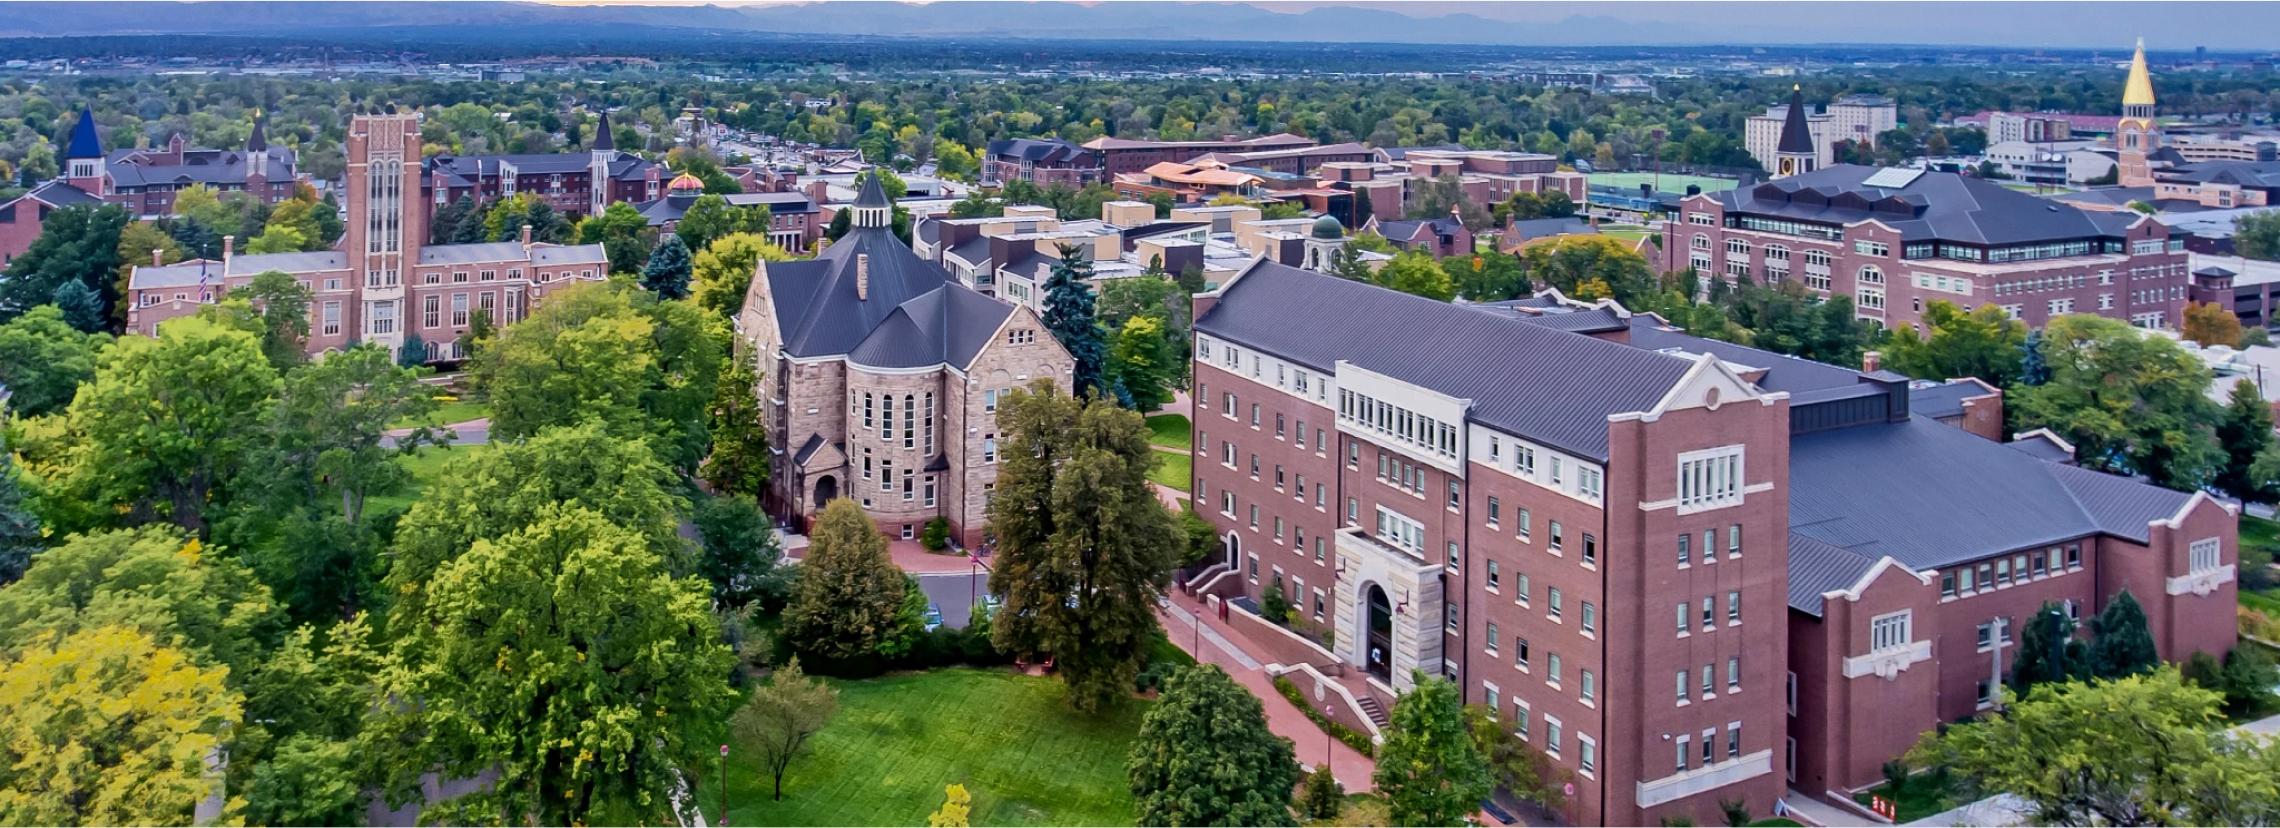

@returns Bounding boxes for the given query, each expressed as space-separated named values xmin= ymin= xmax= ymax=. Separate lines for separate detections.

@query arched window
xmin=1691 ymin=234 xmax=1711 ymax=251
xmin=1858 ymin=265 xmax=1884 ymax=285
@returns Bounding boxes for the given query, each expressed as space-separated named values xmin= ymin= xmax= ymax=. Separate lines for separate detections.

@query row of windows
xmin=1939 ymin=544 xmax=2082 ymax=598
xmin=1676 ymin=591 xmax=1743 ymax=635
xmin=1675 ymin=657 xmax=1744 ymax=704
xmin=1485 ymin=629 xmax=1597 ymax=708
xmin=1498 ymin=696 xmax=1597 ymax=778
xmin=1673 ymin=723 xmax=1747 ymax=774
xmin=850 ymin=391 xmax=939 ymax=454
xmin=1676 ymin=525 xmax=1745 ymax=566
xmin=1339 ymin=388 xmax=1458 ymax=461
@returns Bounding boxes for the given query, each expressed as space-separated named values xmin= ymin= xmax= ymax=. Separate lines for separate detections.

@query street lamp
xmin=718 ymin=743 xmax=729 ymax=827
xmin=1321 ymin=705 xmax=1335 ymax=762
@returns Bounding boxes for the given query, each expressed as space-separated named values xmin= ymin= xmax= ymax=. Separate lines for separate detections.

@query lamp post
xmin=718 ymin=743 xmax=729 ymax=827
xmin=1321 ymin=705 xmax=1335 ymax=762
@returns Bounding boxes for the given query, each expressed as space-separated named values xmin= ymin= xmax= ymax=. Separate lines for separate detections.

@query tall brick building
xmin=1188 ymin=261 xmax=2237 ymax=825
xmin=126 ymin=113 xmax=608 ymax=362
xmin=736 ymin=174 xmax=1074 ymax=546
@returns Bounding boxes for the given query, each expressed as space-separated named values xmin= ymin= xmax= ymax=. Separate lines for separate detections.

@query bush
xmin=1262 ymin=583 xmax=1291 ymax=625
xmin=1299 ymin=764 xmax=1344 ymax=819
xmin=1176 ymin=505 xmax=1217 ymax=567
xmin=1271 ymin=675 xmax=1375 ymax=757
xmin=920 ymin=516 xmax=951 ymax=551
xmin=1719 ymin=797 xmax=1750 ymax=827
xmin=1135 ymin=659 xmax=1179 ymax=694
xmin=2183 ymin=650 xmax=2225 ymax=689
xmin=1881 ymin=759 xmax=1911 ymax=795
xmin=2223 ymin=646 xmax=2280 ymax=717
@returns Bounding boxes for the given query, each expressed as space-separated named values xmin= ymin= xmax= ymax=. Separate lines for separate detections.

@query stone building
xmin=737 ymin=173 xmax=1074 ymax=546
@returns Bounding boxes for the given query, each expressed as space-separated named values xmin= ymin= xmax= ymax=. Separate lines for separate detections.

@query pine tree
xmin=2020 ymin=329 xmax=2051 ymax=386
xmin=783 ymin=499 xmax=914 ymax=663
xmin=1041 ymin=244 xmax=1106 ymax=398
xmin=0 ymin=441 xmax=42 ymax=586
xmin=2091 ymin=589 xmax=2160 ymax=679
xmin=2009 ymin=601 xmax=2086 ymax=692
xmin=1126 ymin=664 xmax=1298 ymax=826
xmin=642 ymin=234 xmax=695 ymax=300
xmin=50 ymin=281 xmax=104 ymax=333
xmin=398 ymin=330 xmax=427 ymax=368
xmin=1374 ymin=673 xmax=1493 ymax=827
xmin=1328 ymin=244 xmax=1373 ymax=283
xmin=2217 ymin=379 xmax=2278 ymax=503
xmin=987 ymin=383 xmax=1178 ymax=712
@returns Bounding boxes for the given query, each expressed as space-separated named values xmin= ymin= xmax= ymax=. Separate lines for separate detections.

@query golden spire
xmin=2123 ymin=37 xmax=2156 ymax=107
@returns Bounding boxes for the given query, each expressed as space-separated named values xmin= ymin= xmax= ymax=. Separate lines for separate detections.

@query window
xmin=1487 ymin=561 xmax=1501 ymax=591
xmin=1727 ymin=723 xmax=1742 ymax=759
xmin=1514 ymin=700 xmax=1531 ymax=740
xmin=1941 ymin=572 xmax=1957 ymax=598
xmin=423 ymin=295 xmax=440 ymax=328
xmin=450 ymin=293 xmax=469 ymax=326
xmin=1702 ymin=664 xmax=1716 ymax=698
xmin=1678 ymin=533 xmax=1691 ymax=566
xmin=1581 ymin=602 xmax=1597 ymax=636
xmin=1727 ymin=656 xmax=1741 ymax=691
xmin=1676 ymin=736 xmax=1691 ymax=771
xmin=1546 ymin=716 xmax=1563 ymax=756
xmin=1581 ymin=534 xmax=1597 ymax=567
xmin=1677 ymin=602 xmax=1690 ymax=635
xmin=1548 ymin=653 xmax=1563 ymax=685
xmin=1548 ymin=587 xmax=1563 ymax=621
xmin=1581 ymin=670 xmax=1596 ymax=704
xmin=1447 ymin=481 xmax=1461 ymax=511
xmin=1855 ymin=240 xmax=1890 ymax=257
xmin=1487 ymin=497 xmax=1501 ymax=527
xmin=2191 ymin=537 xmax=2222 ymax=573
xmin=1727 ymin=590 xmax=1741 ymax=625
xmin=1677 ymin=446 xmax=1745 ymax=511
xmin=983 ymin=437 xmax=997 ymax=464
xmin=1007 ymin=328 xmax=1035 ymax=345
xmin=1516 ymin=446 xmax=1536 ymax=476
xmin=1485 ymin=623 xmax=1500 ymax=655
xmin=1728 ymin=524 xmax=1742 ymax=557
xmin=1515 ymin=637 xmax=1530 ymax=670
xmin=1578 ymin=735 xmax=1597 ymax=777
xmin=1516 ymin=574 xmax=1531 ymax=606
xmin=321 ymin=302 xmax=341 ymax=336
xmin=2067 ymin=545 xmax=2082 ymax=568
xmin=1446 ymin=542 xmax=1460 ymax=572
xmin=1445 ymin=602 xmax=1460 ymax=633
xmin=1549 ymin=520 xmax=1564 ymax=552
xmin=1676 ymin=670 xmax=1690 ymax=703
xmin=1517 ymin=508 xmax=1532 ymax=542
xmin=1374 ymin=506 xmax=1424 ymax=556
xmin=1701 ymin=597 xmax=1714 ymax=629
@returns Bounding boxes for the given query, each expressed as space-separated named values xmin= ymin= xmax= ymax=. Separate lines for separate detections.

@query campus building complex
xmin=421 ymin=112 xmax=669 ymax=220
xmin=736 ymin=174 xmax=1075 ymax=548
xmin=56 ymin=105 xmax=306 ymax=219
xmin=1186 ymin=260 xmax=2237 ymax=825
xmin=125 ymin=113 xmax=608 ymax=361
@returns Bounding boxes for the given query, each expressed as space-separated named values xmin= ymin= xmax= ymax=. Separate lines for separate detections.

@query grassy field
xmin=1856 ymin=777 xmax=1963 ymax=823
xmin=1598 ymin=225 xmax=1656 ymax=241
xmin=391 ymin=393 xmax=489 ymax=428
xmin=365 ymin=443 xmax=492 ymax=514
xmin=1591 ymin=171 xmax=1740 ymax=194
xmin=1144 ymin=413 xmax=1191 ymax=451
xmin=724 ymin=668 xmax=1147 ymax=827
xmin=1148 ymin=448 xmax=1193 ymax=493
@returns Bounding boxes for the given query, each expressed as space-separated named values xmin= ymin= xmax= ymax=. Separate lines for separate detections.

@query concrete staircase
xmin=1356 ymin=695 xmax=1391 ymax=728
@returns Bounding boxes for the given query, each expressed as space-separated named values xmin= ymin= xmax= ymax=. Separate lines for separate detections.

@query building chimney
xmin=152 ymin=248 xmax=164 ymax=267
xmin=520 ymin=224 xmax=533 ymax=247
xmin=856 ymin=253 xmax=870 ymax=300
xmin=222 ymin=234 xmax=234 ymax=265
xmin=1862 ymin=350 xmax=1882 ymax=373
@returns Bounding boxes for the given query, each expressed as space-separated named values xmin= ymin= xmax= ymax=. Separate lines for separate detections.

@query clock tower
xmin=1773 ymin=85 xmax=1818 ymax=180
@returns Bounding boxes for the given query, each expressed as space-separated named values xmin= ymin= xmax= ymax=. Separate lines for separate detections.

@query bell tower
xmin=2117 ymin=38 xmax=2161 ymax=187
xmin=1773 ymin=85 xmax=1817 ymax=180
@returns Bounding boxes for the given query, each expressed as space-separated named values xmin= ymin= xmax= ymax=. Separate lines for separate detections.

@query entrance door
xmin=814 ymin=475 xmax=838 ymax=506
xmin=1365 ymin=584 xmax=1393 ymax=681
xmin=1223 ymin=532 xmax=1241 ymax=570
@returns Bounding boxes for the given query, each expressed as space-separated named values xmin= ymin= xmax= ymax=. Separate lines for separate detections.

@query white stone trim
xmin=1842 ymin=639 xmax=1933 ymax=680
xmin=2167 ymin=564 xmax=2236 ymax=597
xmin=1636 ymin=750 xmax=1773 ymax=809
xmin=1820 ymin=555 xmax=1935 ymax=605
xmin=1268 ymin=662 xmax=1384 ymax=741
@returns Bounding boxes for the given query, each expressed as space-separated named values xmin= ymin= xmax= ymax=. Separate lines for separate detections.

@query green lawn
xmin=391 ymin=392 xmax=489 ymax=428
xmin=1599 ymin=225 xmax=1655 ymax=241
xmin=365 ymin=443 xmax=492 ymax=514
xmin=724 ymin=668 xmax=1147 ymax=827
xmin=2243 ymin=515 xmax=2280 ymax=556
xmin=1148 ymin=448 xmax=1192 ymax=493
xmin=1144 ymin=414 xmax=1191 ymax=451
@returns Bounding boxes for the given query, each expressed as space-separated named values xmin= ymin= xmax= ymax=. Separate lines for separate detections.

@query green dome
xmin=1310 ymin=214 xmax=1345 ymax=240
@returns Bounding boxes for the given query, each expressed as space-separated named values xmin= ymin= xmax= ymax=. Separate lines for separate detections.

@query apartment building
xmin=422 ymin=112 xmax=670 ymax=220
xmin=125 ymin=113 xmax=608 ymax=362
xmin=1081 ymin=132 xmax=1317 ymax=176
xmin=1188 ymin=260 xmax=2238 ymax=825
xmin=59 ymin=106 xmax=305 ymax=219
xmin=982 ymin=138 xmax=1104 ymax=188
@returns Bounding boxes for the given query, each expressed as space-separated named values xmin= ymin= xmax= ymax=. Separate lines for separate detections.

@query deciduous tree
xmin=2013 ymin=315 xmax=2222 ymax=492
xmin=691 ymin=232 xmax=797 ymax=320
xmin=0 ymin=304 xmax=105 ymax=416
xmin=783 ymin=498 xmax=914 ymax=662
xmin=2217 ymin=379 xmax=2279 ymax=503
xmin=1465 ymin=703 xmax=1565 ymax=809
xmin=704 ymin=351 xmax=771 ymax=499
xmin=1106 ymin=315 xmax=1180 ymax=412
xmin=477 ymin=283 xmax=725 ymax=471
xmin=987 ymin=383 xmax=1178 ymax=712
xmin=694 ymin=494 xmax=783 ymax=610
xmin=1373 ymin=249 xmax=1455 ymax=301
xmin=733 ymin=655 xmax=839 ymax=802
xmin=1126 ymin=664 xmax=1298 ymax=826
xmin=2183 ymin=301 xmax=2246 ymax=348
xmin=1885 ymin=301 xmax=2027 ymax=388
xmin=67 ymin=317 xmax=279 ymax=532
xmin=1375 ymin=673 xmax=1492 ymax=827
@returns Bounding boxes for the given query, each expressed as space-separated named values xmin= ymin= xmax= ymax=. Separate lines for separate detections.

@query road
xmin=914 ymin=571 xmax=991 ymax=630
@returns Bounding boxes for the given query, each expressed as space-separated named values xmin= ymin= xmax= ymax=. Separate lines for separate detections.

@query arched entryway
xmin=1365 ymin=584 xmax=1393 ymax=682
xmin=1222 ymin=531 xmax=1241 ymax=569
xmin=813 ymin=474 xmax=838 ymax=506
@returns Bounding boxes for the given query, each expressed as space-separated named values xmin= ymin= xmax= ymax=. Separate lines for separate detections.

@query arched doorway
xmin=1222 ymin=531 xmax=1241 ymax=569
xmin=813 ymin=475 xmax=838 ymax=506
xmin=1365 ymin=584 xmax=1393 ymax=682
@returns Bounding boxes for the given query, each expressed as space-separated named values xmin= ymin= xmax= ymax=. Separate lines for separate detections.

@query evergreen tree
xmin=1041 ymin=244 xmax=1107 ymax=398
xmin=1374 ymin=673 xmax=1493 ymax=827
xmin=1126 ymin=664 xmax=1299 ymax=826
xmin=2091 ymin=589 xmax=2160 ymax=679
xmin=1 ymin=203 xmax=128 ymax=322
xmin=399 ymin=330 xmax=427 ymax=368
xmin=430 ymin=195 xmax=476 ymax=245
xmin=642 ymin=234 xmax=695 ymax=300
xmin=783 ymin=498 xmax=915 ymax=663
xmin=987 ymin=383 xmax=1178 ymax=712
xmin=2217 ymin=379 xmax=2278 ymax=503
xmin=2010 ymin=601 xmax=2087 ymax=693
xmin=2020 ymin=329 xmax=2050 ymax=386
xmin=451 ymin=198 xmax=491 ymax=244
xmin=50 ymin=281 xmax=103 ymax=333
xmin=0 ymin=440 xmax=41 ymax=586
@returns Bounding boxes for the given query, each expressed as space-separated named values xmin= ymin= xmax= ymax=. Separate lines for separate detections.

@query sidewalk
xmin=1156 ymin=588 xmax=1377 ymax=793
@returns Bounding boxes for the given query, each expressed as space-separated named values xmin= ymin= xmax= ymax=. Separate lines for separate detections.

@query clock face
xmin=1780 ymin=158 xmax=1795 ymax=175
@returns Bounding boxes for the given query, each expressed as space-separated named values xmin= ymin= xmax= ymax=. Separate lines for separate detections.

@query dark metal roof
xmin=1790 ymin=416 xmax=2189 ymax=575
xmin=1905 ymin=380 xmax=1991 ymax=420
xmin=854 ymin=170 xmax=891 ymax=209
xmin=1469 ymin=299 xmax=1629 ymax=334
xmin=633 ymin=191 xmax=814 ymax=226
xmin=766 ymin=224 xmax=1013 ymax=367
xmin=2007 ymin=433 xmax=2076 ymax=464
xmin=1625 ymin=316 xmax=1864 ymax=395
xmin=1710 ymin=164 xmax=2137 ymax=247
xmin=1196 ymin=260 xmax=1694 ymax=461
xmin=592 ymin=109 xmax=613 ymax=151
xmin=986 ymin=138 xmax=1095 ymax=165
xmin=425 ymin=151 xmax=658 ymax=183
xmin=1777 ymin=86 xmax=1816 ymax=155
xmin=2162 ymin=160 xmax=2280 ymax=189
xmin=21 ymin=180 xmax=101 ymax=208
xmin=1787 ymin=533 xmax=1880 ymax=616
xmin=246 ymin=114 xmax=267 ymax=152
xmin=1506 ymin=217 xmax=1597 ymax=243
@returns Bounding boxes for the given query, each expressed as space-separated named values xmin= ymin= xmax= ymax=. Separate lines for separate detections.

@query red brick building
xmin=1082 ymin=132 xmax=1316 ymax=176
xmin=1188 ymin=262 xmax=2238 ymax=825
xmin=0 ymin=180 xmax=104 ymax=267
xmin=1660 ymin=164 xmax=2207 ymax=331
xmin=423 ymin=112 xmax=668 ymax=221
xmin=983 ymin=138 xmax=1103 ymax=188
xmin=60 ymin=106 xmax=306 ymax=219
xmin=126 ymin=113 xmax=609 ymax=362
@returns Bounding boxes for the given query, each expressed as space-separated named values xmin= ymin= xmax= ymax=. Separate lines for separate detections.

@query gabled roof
xmin=1786 ymin=533 xmax=1882 ymax=616
xmin=1196 ymin=260 xmax=1695 ymax=460
xmin=592 ymin=109 xmax=614 ymax=152
xmin=1709 ymin=164 xmax=2135 ymax=246
xmin=18 ymin=180 xmax=101 ymax=208
xmin=766 ymin=224 xmax=1013 ymax=366
xmin=986 ymin=138 xmax=1095 ymax=165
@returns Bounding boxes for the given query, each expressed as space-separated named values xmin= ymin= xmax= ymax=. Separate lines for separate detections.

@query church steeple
xmin=851 ymin=169 xmax=893 ymax=229
xmin=2117 ymin=38 xmax=2162 ymax=187
xmin=1773 ymin=85 xmax=1818 ymax=179
xmin=63 ymin=106 xmax=106 ymax=192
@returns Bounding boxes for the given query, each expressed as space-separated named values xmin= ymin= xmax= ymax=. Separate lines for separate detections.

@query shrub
xmin=1272 ymin=675 xmax=1375 ymax=757
xmin=920 ymin=517 xmax=951 ymax=551
xmin=1881 ymin=759 xmax=1911 ymax=795
xmin=1135 ymin=660 xmax=1179 ymax=694
xmin=1299 ymin=764 xmax=1344 ymax=819
xmin=1261 ymin=583 xmax=1291 ymax=625
xmin=1719 ymin=797 xmax=1750 ymax=827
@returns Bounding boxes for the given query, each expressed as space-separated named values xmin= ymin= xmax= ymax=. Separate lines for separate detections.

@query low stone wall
xmin=1273 ymin=662 xmax=1382 ymax=742
xmin=1225 ymin=602 xmax=1343 ymax=675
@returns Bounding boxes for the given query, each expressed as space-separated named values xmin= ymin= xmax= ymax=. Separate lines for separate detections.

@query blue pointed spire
xmin=64 ymin=106 xmax=102 ymax=160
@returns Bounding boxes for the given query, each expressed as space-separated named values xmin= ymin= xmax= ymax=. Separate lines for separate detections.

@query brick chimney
xmin=152 ymin=248 xmax=164 ymax=267
xmin=520 ymin=224 xmax=533 ymax=248
xmin=856 ymin=253 xmax=870 ymax=300
xmin=1862 ymin=350 xmax=1882 ymax=373
xmin=222 ymin=234 xmax=234 ymax=266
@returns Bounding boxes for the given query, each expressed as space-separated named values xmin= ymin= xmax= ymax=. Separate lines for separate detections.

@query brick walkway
xmin=1157 ymin=589 xmax=1378 ymax=793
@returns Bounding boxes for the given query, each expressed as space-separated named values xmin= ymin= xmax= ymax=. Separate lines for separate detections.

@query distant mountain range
xmin=0 ymin=1 xmax=2268 ymax=51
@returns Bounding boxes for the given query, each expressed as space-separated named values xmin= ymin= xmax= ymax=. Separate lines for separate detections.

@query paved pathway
xmin=381 ymin=417 xmax=490 ymax=448
xmin=1156 ymin=589 xmax=1376 ymax=793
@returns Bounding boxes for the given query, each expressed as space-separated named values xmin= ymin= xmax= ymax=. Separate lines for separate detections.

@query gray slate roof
xmin=1906 ymin=380 xmax=1993 ymax=420
xmin=105 ymin=148 xmax=297 ymax=189
xmin=1786 ymin=533 xmax=1882 ymax=616
xmin=1710 ymin=164 xmax=2141 ymax=247
xmin=420 ymin=242 xmax=531 ymax=266
xmin=986 ymin=138 xmax=1095 ymax=165
xmin=1789 ymin=416 xmax=2190 ymax=596
xmin=1625 ymin=316 xmax=1864 ymax=395
xmin=425 ymin=151 xmax=658 ymax=185
xmin=767 ymin=224 xmax=1013 ymax=368
xmin=633 ymin=191 xmax=815 ymax=226
xmin=1197 ymin=261 xmax=1695 ymax=460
